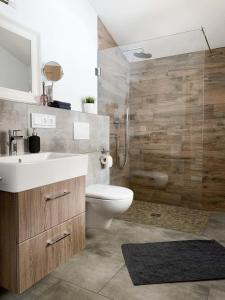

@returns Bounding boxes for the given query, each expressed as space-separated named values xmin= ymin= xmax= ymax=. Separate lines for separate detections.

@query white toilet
xmin=86 ymin=184 xmax=133 ymax=229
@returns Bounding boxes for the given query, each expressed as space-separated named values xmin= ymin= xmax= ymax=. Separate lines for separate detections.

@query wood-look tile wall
xmin=129 ymin=51 xmax=205 ymax=209
xmin=98 ymin=18 xmax=130 ymax=187
xmin=98 ymin=19 xmax=225 ymax=210
xmin=129 ymin=48 xmax=225 ymax=211
xmin=98 ymin=19 xmax=117 ymax=50
xmin=203 ymin=48 xmax=225 ymax=210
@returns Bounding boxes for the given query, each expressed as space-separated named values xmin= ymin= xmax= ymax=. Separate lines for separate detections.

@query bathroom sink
xmin=0 ymin=152 xmax=88 ymax=193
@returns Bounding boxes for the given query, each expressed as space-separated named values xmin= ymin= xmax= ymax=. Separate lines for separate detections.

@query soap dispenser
xmin=29 ymin=129 xmax=40 ymax=153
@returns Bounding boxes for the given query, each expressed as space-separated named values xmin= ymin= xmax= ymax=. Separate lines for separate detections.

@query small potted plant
xmin=83 ymin=96 xmax=96 ymax=114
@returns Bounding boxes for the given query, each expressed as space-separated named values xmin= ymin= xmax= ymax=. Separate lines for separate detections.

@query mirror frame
xmin=0 ymin=15 xmax=40 ymax=103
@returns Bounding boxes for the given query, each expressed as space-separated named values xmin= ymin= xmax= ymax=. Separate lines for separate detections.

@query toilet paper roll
xmin=106 ymin=155 xmax=113 ymax=168
xmin=100 ymin=154 xmax=113 ymax=169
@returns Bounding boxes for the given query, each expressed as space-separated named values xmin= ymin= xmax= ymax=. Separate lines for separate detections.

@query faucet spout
xmin=8 ymin=130 xmax=25 ymax=156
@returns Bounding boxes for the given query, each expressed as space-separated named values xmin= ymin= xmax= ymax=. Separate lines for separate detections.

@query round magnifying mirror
xmin=43 ymin=61 xmax=64 ymax=82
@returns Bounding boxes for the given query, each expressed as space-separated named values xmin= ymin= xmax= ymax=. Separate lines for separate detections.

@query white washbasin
xmin=0 ymin=152 xmax=88 ymax=193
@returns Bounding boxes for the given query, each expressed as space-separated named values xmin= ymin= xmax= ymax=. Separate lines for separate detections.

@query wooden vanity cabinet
xmin=0 ymin=176 xmax=86 ymax=294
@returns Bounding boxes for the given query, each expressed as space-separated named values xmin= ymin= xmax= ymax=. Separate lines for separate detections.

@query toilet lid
xmin=86 ymin=184 xmax=133 ymax=201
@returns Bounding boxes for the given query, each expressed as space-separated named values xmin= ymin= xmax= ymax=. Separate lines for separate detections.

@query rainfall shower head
xmin=122 ymin=47 xmax=152 ymax=60
xmin=133 ymin=51 xmax=152 ymax=59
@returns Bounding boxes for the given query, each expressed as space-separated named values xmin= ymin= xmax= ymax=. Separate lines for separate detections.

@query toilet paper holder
xmin=99 ymin=148 xmax=112 ymax=169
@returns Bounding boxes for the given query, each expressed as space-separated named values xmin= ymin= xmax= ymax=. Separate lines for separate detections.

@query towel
xmin=48 ymin=100 xmax=71 ymax=110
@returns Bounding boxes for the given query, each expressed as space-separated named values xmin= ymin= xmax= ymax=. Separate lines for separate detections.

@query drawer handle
xmin=0 ymin=177 xmax=2 ymax=181
xmin=45 ymin=191 xmax=71 ymax=201
xmin=46 ymin=232 xmax=71 ymax=247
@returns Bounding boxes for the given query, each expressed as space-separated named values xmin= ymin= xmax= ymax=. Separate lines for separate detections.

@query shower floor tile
xmin=116 ymin=200 xmax=209 ymax=234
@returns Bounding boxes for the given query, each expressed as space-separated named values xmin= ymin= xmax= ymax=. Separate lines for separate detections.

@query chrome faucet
xmin=8 ymin=130 xmax=25 ymax=156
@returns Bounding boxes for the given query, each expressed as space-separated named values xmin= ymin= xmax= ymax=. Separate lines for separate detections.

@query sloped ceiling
xmin=89 ymin=0 xmax=225 ymax=51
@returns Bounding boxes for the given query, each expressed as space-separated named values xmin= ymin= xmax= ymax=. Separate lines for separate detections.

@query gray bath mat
xmin=122 ymin=240 xmax=225 ymax=285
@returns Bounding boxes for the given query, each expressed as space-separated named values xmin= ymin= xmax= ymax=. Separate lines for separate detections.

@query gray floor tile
xmin=88 ymin=220 xmax=205 ymax=248
xmin=52 ymin=219 xmax=210 ymax=295
xmin=204 ymin=212 xmax=225 ymax=243
xmin=52 ymin=249 xmax=124 ymax=293
xmin=197 ymin=280 xmax=225 ymax=293
xmin=0 ymin=275 xmax=60 ymax=300
xmin=36 ymin=280 xmax=110 ymax=300
xmin=2 ymin=214 xmax=225 ymax=300
xmin=208 ymin=287 xmax=225 ymax=300
xmin=100 ymin=266 xmax=209 ymax=300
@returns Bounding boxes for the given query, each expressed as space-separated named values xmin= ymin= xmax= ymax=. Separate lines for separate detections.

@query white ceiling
xmin=89 ymin=0 xmax=225 ymax=53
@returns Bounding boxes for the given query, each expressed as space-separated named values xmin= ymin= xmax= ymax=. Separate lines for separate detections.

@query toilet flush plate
xmin=74 ymin=122 xmax=90 ymax=140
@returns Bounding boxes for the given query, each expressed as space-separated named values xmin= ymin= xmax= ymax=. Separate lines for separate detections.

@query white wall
xmin=0 ymin=0 xmax=98 ymax=112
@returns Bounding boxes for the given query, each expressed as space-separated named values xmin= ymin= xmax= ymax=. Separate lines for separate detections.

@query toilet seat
xmin=86 ymin=184 xmax=133 ymax=201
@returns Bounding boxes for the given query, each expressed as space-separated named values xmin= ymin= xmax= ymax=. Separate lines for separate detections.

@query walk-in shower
xmin=98 ymin=27 xmax=216 ymax=211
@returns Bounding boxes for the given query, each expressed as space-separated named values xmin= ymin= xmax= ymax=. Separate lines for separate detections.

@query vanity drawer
xmin=43 ymin=177 xmax=85 ymax=229
xmin=18 ymin=213 xmax=85 ymax=293
xmin=18 ymin=176 xmax=85 ymax=242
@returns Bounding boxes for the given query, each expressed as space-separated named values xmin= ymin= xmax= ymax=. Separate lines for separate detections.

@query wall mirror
xmin=43 ymin=61 xmax=64 ymax=82
xmin=0 ymin=15 xmax=40 ymax=103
